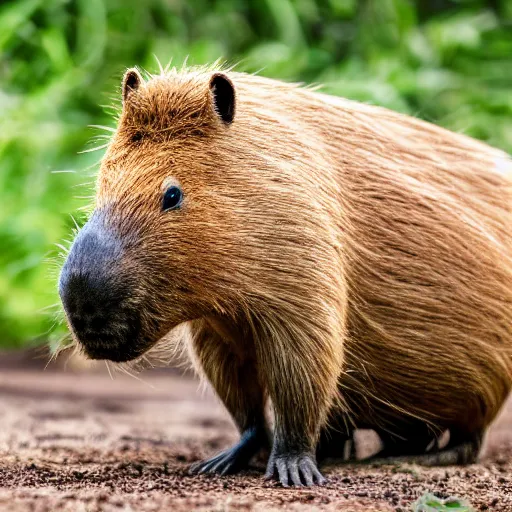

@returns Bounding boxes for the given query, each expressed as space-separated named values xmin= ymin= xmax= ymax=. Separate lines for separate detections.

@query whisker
xmin=70 ymin=214 xmax=81 ymax=231
xmin=116 ymin=363 xmax=155 ymax=389
xmin=105 ymin=361 xmax=114 ymax=380
xmin=89 ymin=124 xmax=116 ymax=133
xmin=78 ymin=143 xmax=109 ymax=154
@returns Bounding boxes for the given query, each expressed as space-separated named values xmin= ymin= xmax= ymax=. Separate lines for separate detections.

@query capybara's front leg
xmin=188 ymin=320 xmax=269 ymax=476
xmin=258 ymin=319 xmax=343 ymax=487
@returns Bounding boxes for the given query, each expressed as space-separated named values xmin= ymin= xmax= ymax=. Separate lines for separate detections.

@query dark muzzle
xmin=59 ymin=213 xmax=142 ymax=362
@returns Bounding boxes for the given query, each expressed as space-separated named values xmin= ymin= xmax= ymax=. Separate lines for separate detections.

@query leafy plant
xmin=413 ymin=493 xmax=474 ymax=512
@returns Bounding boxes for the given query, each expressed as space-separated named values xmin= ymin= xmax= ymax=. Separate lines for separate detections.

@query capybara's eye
xmin=162 ymin=186 xmax=183 ymax=211
xmin=131 ymin=131 xmax=143 ymax=143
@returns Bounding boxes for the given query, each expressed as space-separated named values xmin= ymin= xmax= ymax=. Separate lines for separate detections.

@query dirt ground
xmin=0 ymin=353 xmax=511 ymax=512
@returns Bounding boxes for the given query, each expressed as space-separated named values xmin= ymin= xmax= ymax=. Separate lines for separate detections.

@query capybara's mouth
xmin=79 ymin=334 xmax=157 ymax=363
xmin=63 ymin=313 xmax=148 ymax=363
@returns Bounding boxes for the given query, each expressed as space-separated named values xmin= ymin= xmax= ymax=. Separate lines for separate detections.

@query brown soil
xmin=0 ymin=356 xmax=510 ymax=511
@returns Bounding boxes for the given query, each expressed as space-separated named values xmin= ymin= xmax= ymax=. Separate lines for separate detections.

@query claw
xmin=266 ymin=452 xmax=325 ymax=487
xmin=219 ymin=462 xmax=234 ymax=476
xmin=190 ymin=447 xmax=239 ymax=476
xmin=298 ymin=459 xmax=314 ymax=486
xmin=289 ymin=459 xmax=303 ymax=487
xmin=189 ymin=427 xmax=264 ymax=477
xmin=310 ymin=462 xmax=327 ymax=485
xmin=276 ymin=457 xmax=289 ymax=487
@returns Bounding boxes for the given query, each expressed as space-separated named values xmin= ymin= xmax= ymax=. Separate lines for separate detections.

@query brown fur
xmin=67 ymin=65 xmax=512 ymax=483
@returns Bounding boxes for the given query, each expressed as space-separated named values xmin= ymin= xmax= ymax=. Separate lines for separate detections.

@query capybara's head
xmin=59 ymin=68 xmax=254 ymax=362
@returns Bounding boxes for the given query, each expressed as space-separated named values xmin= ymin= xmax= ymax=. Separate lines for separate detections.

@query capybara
xmin=59 ymin=65 xmax=512 ymax=487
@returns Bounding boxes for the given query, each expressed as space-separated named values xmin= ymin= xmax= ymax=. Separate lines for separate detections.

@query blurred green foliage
xmin=0 ymin=0 xmax=511 ymax=347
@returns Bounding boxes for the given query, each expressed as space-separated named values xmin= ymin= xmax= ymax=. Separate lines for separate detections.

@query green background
xmin=1 ymin=0 xmax=511 ymax=348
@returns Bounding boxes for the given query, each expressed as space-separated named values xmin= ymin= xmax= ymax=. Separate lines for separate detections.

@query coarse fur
xmin=59 ymin=64 xmax=512 ymax=486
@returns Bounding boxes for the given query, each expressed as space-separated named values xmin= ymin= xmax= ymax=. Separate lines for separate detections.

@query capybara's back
xmin=327 ymin=95 xmax=512 ymax=443
xmin=234 ymin=74 xmax=512 ymax=435
xmin=60 ymin=67 xmax=512 ymax=486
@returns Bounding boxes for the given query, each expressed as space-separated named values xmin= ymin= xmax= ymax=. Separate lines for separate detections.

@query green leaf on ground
xmin=413 ymin=493 xmax=474 ymax=512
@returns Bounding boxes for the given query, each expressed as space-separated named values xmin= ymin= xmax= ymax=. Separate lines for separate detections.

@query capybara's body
xmin=59 ymin=67 xmax=512 ymax=486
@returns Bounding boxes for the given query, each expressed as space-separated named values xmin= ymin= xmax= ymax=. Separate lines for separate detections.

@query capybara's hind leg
xmin=373 ymin=424 xmax=436 ymax=459
xmin=317 ymin=415 xmax=353 ymax=462
xmin=420 ymin=428 xmax=484 ymax=465
xmin=188 ymin=321 xmax=269 ymax=476
xmin=317 ymin=430 xmax=353 ymax=462
xmin=366 ymin=429 xmax=483 ymax=466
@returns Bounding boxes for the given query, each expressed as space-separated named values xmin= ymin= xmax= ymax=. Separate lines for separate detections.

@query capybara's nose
xmin=59 ymin=214 xmax=141 ymax=361
xmin=59 ymin=268 xmax=138 ymax=354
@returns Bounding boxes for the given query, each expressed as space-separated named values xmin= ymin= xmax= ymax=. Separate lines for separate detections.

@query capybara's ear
xmin=209 ymin=73 xmax=235 ymax=124
xmin=122 ymin=68 xmax=143 ymax=104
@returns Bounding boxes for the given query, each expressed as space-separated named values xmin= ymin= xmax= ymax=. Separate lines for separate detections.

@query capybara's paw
xmin=189 ymin=444 xmax=251 ymax=476
xmin=190 ymin=425 xmax=266 ymax=476
xmin=265 ymin=452 xmax=326 ymax=487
